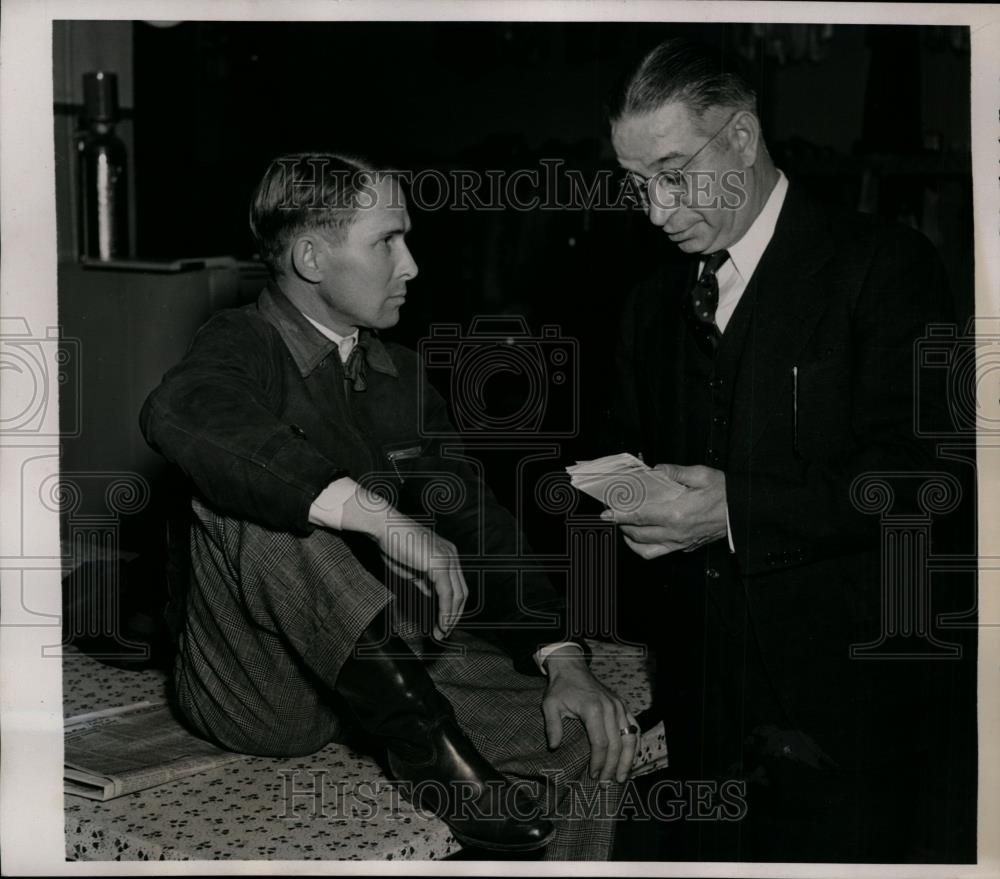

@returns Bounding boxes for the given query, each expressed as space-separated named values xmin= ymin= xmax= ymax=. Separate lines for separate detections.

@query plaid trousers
xmin=174 ymin=497 xmax=623 ymax=860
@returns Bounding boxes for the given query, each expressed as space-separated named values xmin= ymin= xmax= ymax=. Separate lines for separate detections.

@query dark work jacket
xmin=612 ymin=184 xmax=975 ymax=766
xmin=140 ymin=284 xmax=582 ymax=675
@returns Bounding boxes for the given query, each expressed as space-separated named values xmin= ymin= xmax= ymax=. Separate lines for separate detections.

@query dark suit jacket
xmin=613 ymin=183 xmax=971 ymax=767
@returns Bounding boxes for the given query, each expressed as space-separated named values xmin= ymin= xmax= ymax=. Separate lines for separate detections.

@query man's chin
xmin=672 ymin=236 xmax=706 ymax=254
xmin=376 ymin=309 xmax=403 ymax=329
xmin=665 ymin=225 xmax=706 ymax=252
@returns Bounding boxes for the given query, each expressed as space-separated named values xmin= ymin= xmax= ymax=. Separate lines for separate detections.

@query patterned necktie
xmin=690 ymin=250 xmax=730 ymax=327
xmin=686 ymin=250 xmax=730 ymax=353
xmin=342 ymin=330 xmax=369 ymax=392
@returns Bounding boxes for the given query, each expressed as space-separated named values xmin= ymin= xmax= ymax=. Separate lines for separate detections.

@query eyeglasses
xmin=623 ymin=110 xmax=740 ymax=211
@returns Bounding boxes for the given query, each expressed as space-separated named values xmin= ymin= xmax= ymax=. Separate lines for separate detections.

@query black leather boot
xmin=334 ymin=611 xmax=554 ymax=852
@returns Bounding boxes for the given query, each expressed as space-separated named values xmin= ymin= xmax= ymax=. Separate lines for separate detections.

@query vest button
xmin=706 ymin=567 xmax=720 ymax=579
xmin=709 ymin=378 xmax=723 ymax=390
xmin=713 ymin=415 xmax=728 ymax=428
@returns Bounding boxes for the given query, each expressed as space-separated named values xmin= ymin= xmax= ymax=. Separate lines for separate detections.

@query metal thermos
xmin=77 ymin=71 xmax=129 ymax=261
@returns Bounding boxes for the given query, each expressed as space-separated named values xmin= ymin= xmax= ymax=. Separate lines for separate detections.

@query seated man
xmin=140 ymin=152 xmax=637 ymax=859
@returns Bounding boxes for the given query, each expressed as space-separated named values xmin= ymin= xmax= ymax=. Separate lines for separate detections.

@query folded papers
xmin=565 ymin=453 xmax=688 ymax=559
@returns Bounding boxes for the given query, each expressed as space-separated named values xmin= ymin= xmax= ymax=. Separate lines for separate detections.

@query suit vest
xmin=677 ymin=265 xmax=756 ymax=467
xmin=673 ymin=266 xmax=758 ymax=587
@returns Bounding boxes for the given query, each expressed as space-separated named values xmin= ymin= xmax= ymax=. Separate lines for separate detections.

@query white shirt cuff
xmin=534 ymin=641 xmax=585 ymax=674
xmin=308 ymin=477 xmax=359 ymax=530
xmin=726 ymin=504 xmax=735 ymax=553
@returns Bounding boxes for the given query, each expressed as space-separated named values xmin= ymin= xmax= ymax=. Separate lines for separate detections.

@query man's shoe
xmin=335 ymin=611 xmax=553 ymax=851
xmin=386 ymin=713 xmax=552 ymax=851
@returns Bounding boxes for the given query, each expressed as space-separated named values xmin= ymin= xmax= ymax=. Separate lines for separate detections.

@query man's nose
xmin=647 ymin=188 xmax=685 ymax=228
xmin=397 ymin=242 xmax=419 ymax=281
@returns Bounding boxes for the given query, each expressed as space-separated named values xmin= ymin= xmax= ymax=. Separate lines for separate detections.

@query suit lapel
xmin=729 ymin=186 xmax=837 ymax=455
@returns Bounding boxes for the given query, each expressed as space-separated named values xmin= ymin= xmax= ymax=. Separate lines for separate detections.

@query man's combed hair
xmin=609 ymin=37 xmax=757 ymax=125
xmin=249 ymin=152 xmax=380 ymax=276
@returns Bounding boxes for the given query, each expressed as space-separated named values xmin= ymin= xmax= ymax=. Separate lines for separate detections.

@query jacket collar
xmin=256 ymin=282 xmax=399 ymax=379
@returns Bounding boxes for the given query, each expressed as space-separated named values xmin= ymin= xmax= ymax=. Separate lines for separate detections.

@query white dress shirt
xmin=704 ymin=169 xmax=789 ymax=333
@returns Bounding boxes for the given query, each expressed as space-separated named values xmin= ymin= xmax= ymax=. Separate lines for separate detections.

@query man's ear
xmin=730 ymin=111 xmax=762 ymax=169
xmin=289 ymin=234 xmax=324 ymax=283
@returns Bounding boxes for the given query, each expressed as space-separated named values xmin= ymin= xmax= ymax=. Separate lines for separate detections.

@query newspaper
xmin=64 ymin=701 xmax=244 ymax=801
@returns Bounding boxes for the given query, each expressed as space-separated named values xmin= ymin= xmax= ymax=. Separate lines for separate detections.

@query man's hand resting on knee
xmin=311 ymin=480 xmax=468 ymax=641
xmin=541 ymin=645 xmax=638 ymax=783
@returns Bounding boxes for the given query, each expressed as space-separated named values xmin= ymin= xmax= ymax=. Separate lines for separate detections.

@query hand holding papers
xmin=566 ymin=453 xmax=685 ymax=507
xmin=565 ymin=454 xmax=689 ymax=558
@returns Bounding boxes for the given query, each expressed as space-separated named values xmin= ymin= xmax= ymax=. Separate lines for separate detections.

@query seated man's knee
xmin=233 ymin=710 xmax=342 ymax=758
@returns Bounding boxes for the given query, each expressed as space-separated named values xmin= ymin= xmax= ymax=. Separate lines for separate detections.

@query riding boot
xmin=334 ymin=609 xmax=554 ymax=851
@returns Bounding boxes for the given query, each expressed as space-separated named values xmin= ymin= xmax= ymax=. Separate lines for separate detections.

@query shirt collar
xmin=302 ymin=313 xmax=358 ymax=354
xmin=256 ymin=282 xmax=399 ymax=379
xmin=723 ymin=169 xmax=789 ymax=283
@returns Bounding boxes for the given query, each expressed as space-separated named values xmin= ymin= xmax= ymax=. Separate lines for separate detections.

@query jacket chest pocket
xmin=384 ymin=441 xmax=426 ymax=482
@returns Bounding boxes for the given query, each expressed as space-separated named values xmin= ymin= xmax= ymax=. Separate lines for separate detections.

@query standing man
xmin=141 ymin=153 xmax=638 ymax=859
xmin=605 ymin=39 xmax=975 ymax=861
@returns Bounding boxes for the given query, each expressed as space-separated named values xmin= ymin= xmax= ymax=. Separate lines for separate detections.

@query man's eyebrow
xmin=370 ymin=221 xmax=410 ymax=237
xmin=619 ymin=151 xmax=687 ymax=175
xmin=650 ymin=151 xmax=687 ymax=168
